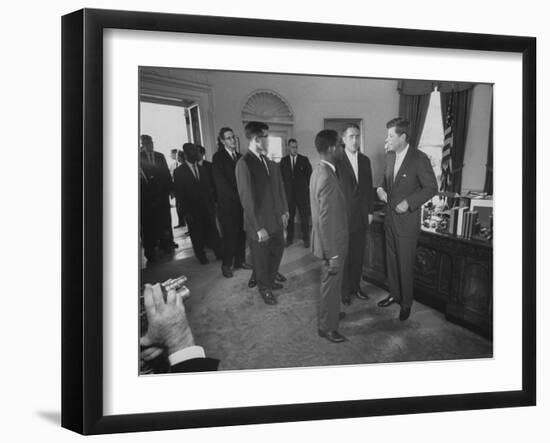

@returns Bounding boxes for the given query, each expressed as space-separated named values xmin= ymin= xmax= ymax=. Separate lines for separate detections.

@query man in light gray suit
xmin=310 ymin=129 xmax=349 ymax=343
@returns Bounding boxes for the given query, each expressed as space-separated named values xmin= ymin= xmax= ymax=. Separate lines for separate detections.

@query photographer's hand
xmin=140 ymin=283 xmax=195 ymax=355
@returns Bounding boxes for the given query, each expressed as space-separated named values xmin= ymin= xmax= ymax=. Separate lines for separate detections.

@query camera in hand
xmin=139 ymin=275 xmax=190 ymax=374
xmin=139 ymin=275 xmax=190 ymax=337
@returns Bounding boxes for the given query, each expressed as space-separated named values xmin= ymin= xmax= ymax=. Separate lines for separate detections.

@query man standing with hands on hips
xmin=236 ymin=121 xmax=289 ymax=306
xmin=376 ymin=118 xmax=438 ymax=321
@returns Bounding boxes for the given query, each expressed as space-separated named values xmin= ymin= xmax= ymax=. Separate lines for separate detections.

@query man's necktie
xmin=148 ymin=152 xmax=155 ymax=165
xmin=193 ymin=164 xmax=200 ymax=181
xmin=291 ymin=156 xmax=295 ymax=174
xmin=260 ymin=154 xmax=270 ymax=176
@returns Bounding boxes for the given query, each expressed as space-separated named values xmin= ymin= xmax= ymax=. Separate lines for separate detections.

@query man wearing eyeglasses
xmin=236 ymin=121 xmax=289 ymax=305
xmin=212 ymin=127 xmax=252 ymax=278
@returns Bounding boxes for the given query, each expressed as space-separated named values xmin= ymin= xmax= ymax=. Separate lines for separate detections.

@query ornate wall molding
xmin=241 ymin=89 xmax=294 ymax=125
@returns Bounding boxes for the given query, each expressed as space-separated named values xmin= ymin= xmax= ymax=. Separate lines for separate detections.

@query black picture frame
xmin=61 ymin=8 xmax=536 ymax=435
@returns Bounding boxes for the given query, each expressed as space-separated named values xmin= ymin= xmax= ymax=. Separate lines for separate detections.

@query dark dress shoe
xmin=339 ymin=312 xmax=346 ymax=320
xmin=342 ymin=294 xmax=352 ymax=306
xmin=399 ymin=306 xmax=411 ymax=321
xmin=355 ymin=289 xmax=369 ymax=300
xmin=221 ymin=266 xmax=233 ymax=278
xmin=235 ymin=262 xmax=253 ymax=270
xmin=303 ymin=240 xmax=310 ymax=248
xmin=272 ymin=282 xmax=283 ymax=290
xmin=318 ymin=329 xmax=347 ymax=343
xmin=378 ymin=295 xmax=397 ymax=307
xmin=260 ymin=289 xmax=277 ymax=305
xmin=248 ymin=275 xmax=257 ymax=288
xmin=275 ymin=272 xmax=287 ymax=282
xmin=198 ymin=256 xmax=209 ymax=265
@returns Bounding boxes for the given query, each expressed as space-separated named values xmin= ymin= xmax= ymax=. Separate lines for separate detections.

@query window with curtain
xmin=417 ymin=89 xmax=444 ymax=186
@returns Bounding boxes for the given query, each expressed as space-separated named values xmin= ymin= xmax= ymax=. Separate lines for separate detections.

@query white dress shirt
xmin=290 ymin=154 xmax=297 ymax=173
xmin=344 ymin=149 xmax=359 ymax=182
xmin=320 ymin=159 xmax=336 ymax=174
xmin=393 ymin=144 xmax=410 ymax=180
xmin=225 ymin=147 xmax=237 ymax=161
xmin=168 ymin=346 xmax=206 ymax=366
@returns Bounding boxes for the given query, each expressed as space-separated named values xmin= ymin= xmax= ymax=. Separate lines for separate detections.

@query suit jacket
xmin=170 ymin=357 xmax=220 ymax=373
xmin=139 ymin=150 xmax=173 ymax=197
xmin=337 ymin=151 xmax=374 ymax=232
xmin=235 ymin=151 xmax=288 ymax=239
xmin=310 ymin=162 xmax=349 ymax=260
xmin=200 ymin=160 xmax=217 ymax=203
xmin=380 ymin=147 xmax=438 ymax=237
xmin=279 ymin=154 xmax=312 ymax=204
xmin=173 ymin=162 xmax=216 ymax=217
xmin=212 ymin=148 xmax=243 ymax=214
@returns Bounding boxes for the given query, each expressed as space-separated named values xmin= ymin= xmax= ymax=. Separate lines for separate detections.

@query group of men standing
xmin=140 ymin=116 xmax=437 ymax=344
xmin=310 ymin=118 xmax=437 ymax=343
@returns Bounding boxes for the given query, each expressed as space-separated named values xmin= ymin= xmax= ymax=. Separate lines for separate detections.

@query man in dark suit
xmin=310 ymin=130 xmax=349 ymax=343
xmin=173 ymin=143 xmax=221 ymax=264
xmin=236 ymin=121 xmax=289 ymax=306
xmin=336 ymin=123 xmax=374 ymax=305
xmin=280 ymin=138 xmax=312 ymax=247
xmin=212 ymin=127 xmax=252 ymax=278
xmin=377 ymin=118 xmax=438 ymax=320
xmin=140 ymin=283 xmax=219 ymax=374
xmin=139 ymin=134 xmax=176 ymax=264
xmin=174 ymin=150 xmax=187 ymax=230
xmin=197 ymin=145 xmax=217 ymax=204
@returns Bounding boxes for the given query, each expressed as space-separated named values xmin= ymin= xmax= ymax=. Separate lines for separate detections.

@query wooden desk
xmin=363 ymin=214 xmax=493 ymax=338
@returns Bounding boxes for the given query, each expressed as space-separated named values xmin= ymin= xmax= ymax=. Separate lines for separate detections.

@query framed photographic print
xmin=62 ymin=8 xmax=536 ymax=435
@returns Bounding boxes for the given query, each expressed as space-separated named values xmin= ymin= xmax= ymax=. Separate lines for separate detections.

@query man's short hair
xmin=244 ymin=121 xmax=269 ymax=140
xmin=341 ymin=123 xmax=360 ymax=135
xmin=217 ymin=127 xmax=233 ymax=150
xmin=196 ymin=145 xmax=206 ymax=155
xmin=315 ymin=129 xmax=338 ymax=154
xmin=386 ymin=117 xmax=410 ymax=142
xmin=140 ymin=134 xmax=152 ymax=143
xmin=218 ymin=126 xmax=234 ymax=141
xmin=171 ymin=148 xmax=178 ymax=154
xmin=288 ymin=138 xmax=297 ymax=146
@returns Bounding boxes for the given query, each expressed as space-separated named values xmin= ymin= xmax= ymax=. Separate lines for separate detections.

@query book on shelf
xmin=456 ymin=207 xmax=467 ymax=237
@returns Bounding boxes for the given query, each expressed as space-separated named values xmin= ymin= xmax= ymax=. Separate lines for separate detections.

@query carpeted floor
xmin=141 ymin=236 xmax=493 ymax=371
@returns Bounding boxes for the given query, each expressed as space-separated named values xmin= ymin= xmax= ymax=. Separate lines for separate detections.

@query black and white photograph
xmin=55 ymin=4 xmax=538 ymax=436
xmin=138 ymin=67 xmax=494 ymax=375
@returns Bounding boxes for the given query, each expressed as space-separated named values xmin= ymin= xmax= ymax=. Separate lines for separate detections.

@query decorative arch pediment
xmin=241 ymin=89 xmax=294 ymax=125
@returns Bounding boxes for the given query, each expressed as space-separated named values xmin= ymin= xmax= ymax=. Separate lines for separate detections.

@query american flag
xmin=440 ymin=93 xmax=454 ymax=192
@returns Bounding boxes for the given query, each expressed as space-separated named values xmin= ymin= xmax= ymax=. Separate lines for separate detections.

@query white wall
xmin=208 ymin=71 xmax=399 ymax=180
